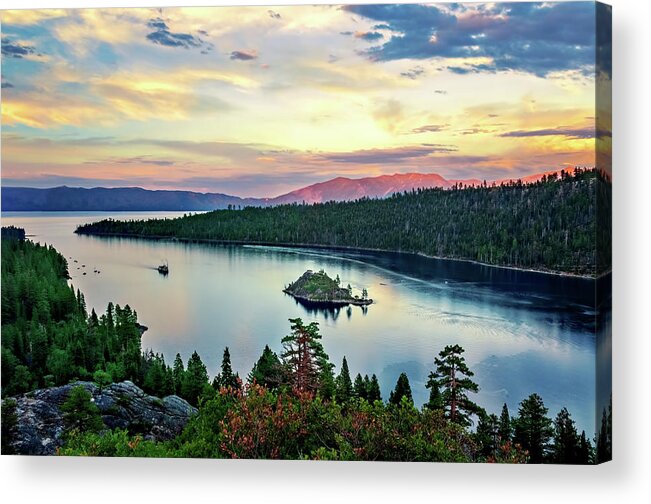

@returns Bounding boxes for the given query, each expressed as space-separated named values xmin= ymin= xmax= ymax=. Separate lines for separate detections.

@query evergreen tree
xmin=335 ymin=356 xmax=353 ymax=403
xmin=514 ymin=393 xmax=553 ymax=463
xmin=353 ymin=373 xmax=367 ymax=400
xmin=389 ymin=372 xmax=413 ymax=406
xmin=247 ymin=345 xmax=283 ymax=390
xmin=596 ymin=397 xmax=612 ymax=463
xmin=428 ymin=344 xmax=481 ymax=426
xmin=61 ymin=386 xmax=103 ymax=434
xmin=93 ymin=370 xmax=112 ymax=392
xmin=172 ymin=353 xmax=185 ymax=394
xmin=552 ymin=407 xmax=580 ymax=464
xmin=280 ymin=318 xmax=330 ymax=394
xmin=181 ymin=351 xmax=209 ymax=406
xmin=215 ymin=347 xmax=239 ymax=390
xmin=499 ymin=403 xmax=512 ymax=443
xmin=368 ymin=374 xmax=382 ymax=402
xmin=424 ymin=373 xmax=444 ymax=411
xmin=476 ymin=412 xmax=500 ymax=459
xmin=577 ymin=430 xmax=593 ymax=464
xmin=318 ymin=357 xmax=336 ymax=400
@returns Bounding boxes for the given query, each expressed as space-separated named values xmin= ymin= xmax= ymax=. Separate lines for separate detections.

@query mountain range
xmin=1 ymin=171 xmax=556 ymax=212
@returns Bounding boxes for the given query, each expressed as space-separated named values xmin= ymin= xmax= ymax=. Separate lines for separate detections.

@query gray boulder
xmin=3 ymin=381 xmax=197 ymax=455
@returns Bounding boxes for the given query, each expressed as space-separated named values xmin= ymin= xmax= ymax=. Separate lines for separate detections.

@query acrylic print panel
xmin=0 ymin=2 xmax=612 ymax=463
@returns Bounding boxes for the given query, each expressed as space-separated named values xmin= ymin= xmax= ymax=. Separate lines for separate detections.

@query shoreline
xmin=282 ymin=289 xmax=373 ymax=307
xmin=74 ymin=230 xmax=603 ymax=280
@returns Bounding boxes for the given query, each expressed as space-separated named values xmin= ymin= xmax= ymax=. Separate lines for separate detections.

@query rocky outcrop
xmin=283 ymin=269 xmax=373 ymax=307
xmin=3 ymin=381 xmax=197 ymax=455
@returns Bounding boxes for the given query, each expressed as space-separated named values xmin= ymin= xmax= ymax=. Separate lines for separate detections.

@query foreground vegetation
xmin=76 ymin=168 xmax=611 ymax=276
xmin=1 ymin=230 xmax=611 ymax=462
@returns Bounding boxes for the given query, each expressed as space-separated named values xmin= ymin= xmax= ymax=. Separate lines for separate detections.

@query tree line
xmin=76 ymin=168 xmax=611 ymax=276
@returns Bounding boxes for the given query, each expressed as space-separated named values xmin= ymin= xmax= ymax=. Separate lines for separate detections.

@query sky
xmin=0 ymin=2 xmax=607 ymax=198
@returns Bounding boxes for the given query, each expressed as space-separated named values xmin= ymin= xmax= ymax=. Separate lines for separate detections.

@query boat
xmin=157 ymin=261 xmax=169 ymax=275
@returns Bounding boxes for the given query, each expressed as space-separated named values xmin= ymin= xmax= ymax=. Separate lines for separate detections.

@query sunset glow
xmin=1 ymin=3 xmax=601 ymax=197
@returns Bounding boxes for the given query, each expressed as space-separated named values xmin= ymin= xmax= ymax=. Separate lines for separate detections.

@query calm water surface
xmin=2 ymin=212 xmax=604 ymax=436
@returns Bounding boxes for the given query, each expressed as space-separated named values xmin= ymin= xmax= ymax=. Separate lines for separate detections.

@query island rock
xmin=283 ymin=269 xmax=373 ymax=307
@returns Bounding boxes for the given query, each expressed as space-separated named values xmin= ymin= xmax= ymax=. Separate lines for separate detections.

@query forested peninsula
xmin=75 ymin=168 xmax=611 ymax=277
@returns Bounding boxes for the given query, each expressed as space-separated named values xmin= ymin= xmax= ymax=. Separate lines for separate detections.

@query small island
xmin=283 ymin=269 xmax=373 ymax=307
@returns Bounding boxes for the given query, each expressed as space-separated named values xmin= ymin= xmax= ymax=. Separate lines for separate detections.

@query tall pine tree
xmin=552 ymin=407 xmax=580 ymax=464
xmin=368 ymin=374 xmax=382 ymax=402
xmin=280 ymin=318 xmax=330 ymax=394
xmin=428 ymin=344 xmax=481 ymax=425
xmin=389 ymin=372 xmax=413 ymax=406
xmin=499 ymin=403 xmax=512 ymax=443
xmin=247 ymin=345 xmax=283 ymax=390
xmin=214 ymin=347 xmax=240 ymax=390
xmin=514 ymin=393 xmax=553 ymax=463
xmin=335 ymin=356 xmax=353 ymax=403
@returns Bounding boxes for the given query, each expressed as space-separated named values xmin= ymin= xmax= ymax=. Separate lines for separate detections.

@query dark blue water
xmin=2 ymin=212 xmax=607 ymax=436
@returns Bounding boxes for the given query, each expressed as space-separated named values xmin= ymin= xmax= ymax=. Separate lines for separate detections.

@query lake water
xmin=2 ymin=211 xmax=608 ymax=436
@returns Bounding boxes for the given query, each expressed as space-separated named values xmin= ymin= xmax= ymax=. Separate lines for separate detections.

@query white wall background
xmin=1 ymin=0 xmax=649 ymax=502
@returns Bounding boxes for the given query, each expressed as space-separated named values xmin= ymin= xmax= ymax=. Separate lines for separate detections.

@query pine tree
xmin=61 ymin=385 xmax=103 ymax=434
xmin=499 ymin=403 xmax=512 ymax=443
xmin=353 ymin=373 xmax=366 ymax=400
xmin=280 ymin=318 xmax=330 ymax=394
xmin=429 ymin=344 xmax=481 ymax=426
xmin=335 ymin=356 xmax=353 ymax=403
xmin=389 ymin=372 xmax=412 ymax=406
xmin=514 ymin=393 xmax=553 ymax=463
xmin=172 ymin=353 xmax=185 ymax=394
xmin=577 ymin=430 xmax=593 ymax=464
xmin=596 ymin=399 xmax=612 ymax=463
xmin=247 ymin=345 xmax=283 ymax=390
xmin=424 ymin=373 xmax=444 ymax=411
xmin=552 ymin=407 xmax=580 ymax=463
xmin=181 ymin=351 xmax=209 ymax=406
xmin=318 ymin=356 xmax=336 ymax=400
xmin=476 ymin=412 xmax=500 ymax=459
xmin=368 ymin=374 xmax=382 ymax=402
xmin=215 ymin=347 xmax=239 ymax=390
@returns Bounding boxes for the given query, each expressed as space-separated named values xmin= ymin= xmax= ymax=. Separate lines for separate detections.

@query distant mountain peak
xmin=2 ymin=169 xmax=561 ymax=211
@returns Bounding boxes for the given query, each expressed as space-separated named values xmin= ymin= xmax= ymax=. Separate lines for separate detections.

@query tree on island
xmin=280 ymin=318 xmax=331 ymax=394
xmin=513 ymin=393 xmax=553 ymax=463
xmin=428 ymin=344 xmax=482 ymax=426
xmin=389 ymin=372 xmax=413 ymax=406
